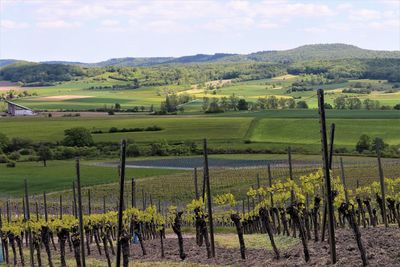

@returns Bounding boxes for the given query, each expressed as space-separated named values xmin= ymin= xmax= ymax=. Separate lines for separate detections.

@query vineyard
xmin=1 ymin=90 xmax=400 ymax=267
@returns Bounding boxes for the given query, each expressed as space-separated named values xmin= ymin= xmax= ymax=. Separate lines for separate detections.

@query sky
xmin=0 ymin=0 xmax=399 ymax=62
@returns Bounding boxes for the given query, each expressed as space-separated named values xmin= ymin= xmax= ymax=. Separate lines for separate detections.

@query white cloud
xmin=0 ymin=19 xmax=29 ymax=29
xmin=303 ymin=27 xmax=327 ymax=33
xmin=350 ymin=9 xmax=381 ymax=21
xmin=101 ymin=19 xmax=120 ymax=27
xmin=368 ymin=19 xmax=400 ymax=30
xmin=337 ymin=3 xmax=352 ymax=10
xmin=36 ymin=20 xmax=80 ymax=29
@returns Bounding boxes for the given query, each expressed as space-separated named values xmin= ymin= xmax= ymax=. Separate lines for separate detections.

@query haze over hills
xmin=1 ymin=44 xmax=400 ymax=68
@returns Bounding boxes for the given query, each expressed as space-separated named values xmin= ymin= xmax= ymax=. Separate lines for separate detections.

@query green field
xmin=3 ymin=74 xmax=399 ymax=112
xmin=0 ymin=111 xmax=398 ymax=152
xmin=0 ymin=160 xmax=183 ymax=196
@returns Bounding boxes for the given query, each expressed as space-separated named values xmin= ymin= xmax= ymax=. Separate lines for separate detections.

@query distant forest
xmin=1 ymin=44 xmax=399 ymax=86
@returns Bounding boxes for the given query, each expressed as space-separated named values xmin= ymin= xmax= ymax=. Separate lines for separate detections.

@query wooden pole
xmin=194 ymin=168 xmax=199 ymax=199
xmin=24 ymin=179 xmax=35 ymax=267
xmin=43 ymin=191 xmax=48 ymax=222
xmin=103 ymin=196 xmax=106 ymax=214
xmin=116 ymin=140 xmax=127 ymax=267
xmin=59 ymin=195 xmax=63 ymax=220
xmin=267 ymin=164 xmax=274 ymax=207
xmin=329 ymin=124 xmax=335 ymax=169
xmin=75 ymin=158 xmax=86 ymax=267
xmin=131 ymin=178 xmax=136 ymax=208
xmin=376 ymin=140 xmax=388 ymax=227
xmin=317 ymin=89 xmax=336 ymax=264
xmin=256 ymin=173 xmax=261 ymax=202
xmin=288 ymin=146 xmax=295 ymax=203
xmin=72 ymin=181 xmax=77 ymax=218
xmin=321 ymin=123 xmax=335 ymax=241
xmin=6 ymin=200 xmax=10 ymax=223
xmin=88 ymin=189 xmax=91 ymax=215
xmin=203 ymin=139 xmax=215 ymax=257
xmin=142 ymin=189 xmax=145 ymax=210
xmin=340 ymin=157 xmax=349 ymax=203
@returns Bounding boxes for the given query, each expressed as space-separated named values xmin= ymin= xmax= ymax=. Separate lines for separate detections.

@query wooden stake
xmin=72 ymin=181 xmax=77 ymax=218
xmin=75 ymin=158 xmax=86 ymax=267
xmin=317 ymin=89 xmax=336 ymax=264
xmin=340 ymin=158 xmax=349 ymax=203
xmin=267 ymin=164 xmax=274 ymax=207
xmin=59 ymin=195 xmax=63 ymax=220
xmin=87 ymin=189 xmax=91 ymax=215
xmin=288 ymin=146 xmax=295 ymax=203
xmin=194 ymin=168 xmax=199 ymax=199
xmin=203 ymin=139 xmax=215 ymax=257
xmin=43 ymin=191 xmax=48 ymax=222
xmin=376 ymin=140 xmax=388 ymax=227
xmin=116 ymin=140 xmax=127 ymax=267
xmin=24 ymin=179 xmax=35 ymax=267
xmin=131 ymin=178 xmax=136 ymax=208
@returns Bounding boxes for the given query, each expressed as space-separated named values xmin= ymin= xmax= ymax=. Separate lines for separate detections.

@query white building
xmin=5 ymin=100 xmax=35 ymax=116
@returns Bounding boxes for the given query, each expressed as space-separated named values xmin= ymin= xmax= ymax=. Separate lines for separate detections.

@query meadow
xmin=0 ymin=111 xmax=398 ymax=152
xmin=4 ymin=74 xmax=399 ymax=112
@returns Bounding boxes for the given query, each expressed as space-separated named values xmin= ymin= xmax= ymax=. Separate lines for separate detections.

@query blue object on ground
xmin=132 ymin=233 xmax=139 ymax=244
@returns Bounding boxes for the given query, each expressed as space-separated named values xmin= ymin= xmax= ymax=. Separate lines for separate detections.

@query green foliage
xmin=63 ymin=127 xmax=94 ymax=147
xmin=0 ymin=63 xmax=88 ymax=84
xmin=356 ymin=134 xmax=371 ymax=153
xmin=0 ymin=132 xmax=9 ymax=151
xmin=296 ymin=101 xmax=308 ymax=109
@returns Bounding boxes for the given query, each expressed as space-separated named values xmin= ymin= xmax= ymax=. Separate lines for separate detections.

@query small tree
xmin=356 ymin=134 xmax=371 ymax=153
xmin=372 ymin=137 xmax=388 ymax=152
xmin=0 ymin=132 xmax=9 ymax=152
xmin=237 ymin=99 xmax=248 ymax=111
xmin=63 ymin=127 xmax=94 ymax=147
xmin=37 ymin=145 xmax=53 ymax=167
xmin=296 ymin=101 xmax=308 ymax=109
xmin=114 ymin=103 xmax=121 ymax=111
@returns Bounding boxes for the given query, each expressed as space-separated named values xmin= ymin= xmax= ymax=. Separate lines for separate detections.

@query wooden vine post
xmin=43 ymin=191 xmax=48 ymax=222
xmin=321 ymin=123 xmax=335 ymax=241
xmin=317 ymin=89 xmax=336 ymax=264
xmin=75 ymin=158 xmax=86 ymax=267
xmin=267 ymin=164 xmax=274 ymax=207
xmin=72 ymin=181 xmax=78 ymax=218
xmin=376 ymin=140 xmax=388 ymax=228
xmin=194 ymin=168 xmax=199 ymax=199
xmin=131 ymin=178 xmax=136 ymax=208
xmin=24 ymin=179 xmax=35 ymax=267
xmin=203 ymin=139 xmax=215 ymax=257
xmin=288 ymin=146 xmax=295 ymax=203
xmin=340 ymin=157 xmax=349 ymax=203
xmin=116 ymin=140 xmax=127 ymax=267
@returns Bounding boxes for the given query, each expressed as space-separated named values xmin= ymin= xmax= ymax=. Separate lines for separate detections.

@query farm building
xmin=5 ymin=100 xmax=35 ymax=116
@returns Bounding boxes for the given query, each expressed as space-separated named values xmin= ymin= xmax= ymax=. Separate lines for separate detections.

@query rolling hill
xmin=1 ymin=43 xmax=399 ymax=68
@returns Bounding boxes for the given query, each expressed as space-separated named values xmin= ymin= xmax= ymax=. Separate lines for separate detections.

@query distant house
xmin=5 ymin=100 xmax=35 ymax=116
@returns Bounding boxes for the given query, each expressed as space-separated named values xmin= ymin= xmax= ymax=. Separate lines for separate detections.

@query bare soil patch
xmin=62 ymin=227 xmax=400 ymax=266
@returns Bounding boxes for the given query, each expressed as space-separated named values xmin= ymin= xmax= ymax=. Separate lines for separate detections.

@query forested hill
xmin=246 ymin=44 xmax=400 ymax=62
xmin=2 ymin=43 xmax=399 ymax=68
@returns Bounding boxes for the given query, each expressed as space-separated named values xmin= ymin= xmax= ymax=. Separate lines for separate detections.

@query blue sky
xmin=1 ymin=0 xmax=399 ymax=62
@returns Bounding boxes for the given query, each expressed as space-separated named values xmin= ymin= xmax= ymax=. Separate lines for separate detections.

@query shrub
xmin=0 ymin=154 xmax=9 ymax=163
xmin=126 ymin=144 xmax=141 ymax=157
xmin=8 ymin=151 xmax=20 ymax=161
xmin=6 ymin=161 xmax=16 ymax=168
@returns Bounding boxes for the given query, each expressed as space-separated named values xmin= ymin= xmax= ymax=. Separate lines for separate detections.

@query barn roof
xmin=4 ymin=100 xmax=33 ymax=111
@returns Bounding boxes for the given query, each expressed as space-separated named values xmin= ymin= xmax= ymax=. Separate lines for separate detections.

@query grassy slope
xmin=250 ymin=118 xmax=400 ymax=148
xmin=0 ymin=115 xmax=252 ymax=143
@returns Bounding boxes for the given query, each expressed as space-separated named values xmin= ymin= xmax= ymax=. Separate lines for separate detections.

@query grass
xmin=0 ymin=115 xmax=252 ymax=144
xmin=0 ymin=160 xmax=183 ymax=196
xmin=215 ymin=234 xmax=299 ymax=250
xmin=249 ymin=118 xmax=400 ymax=148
